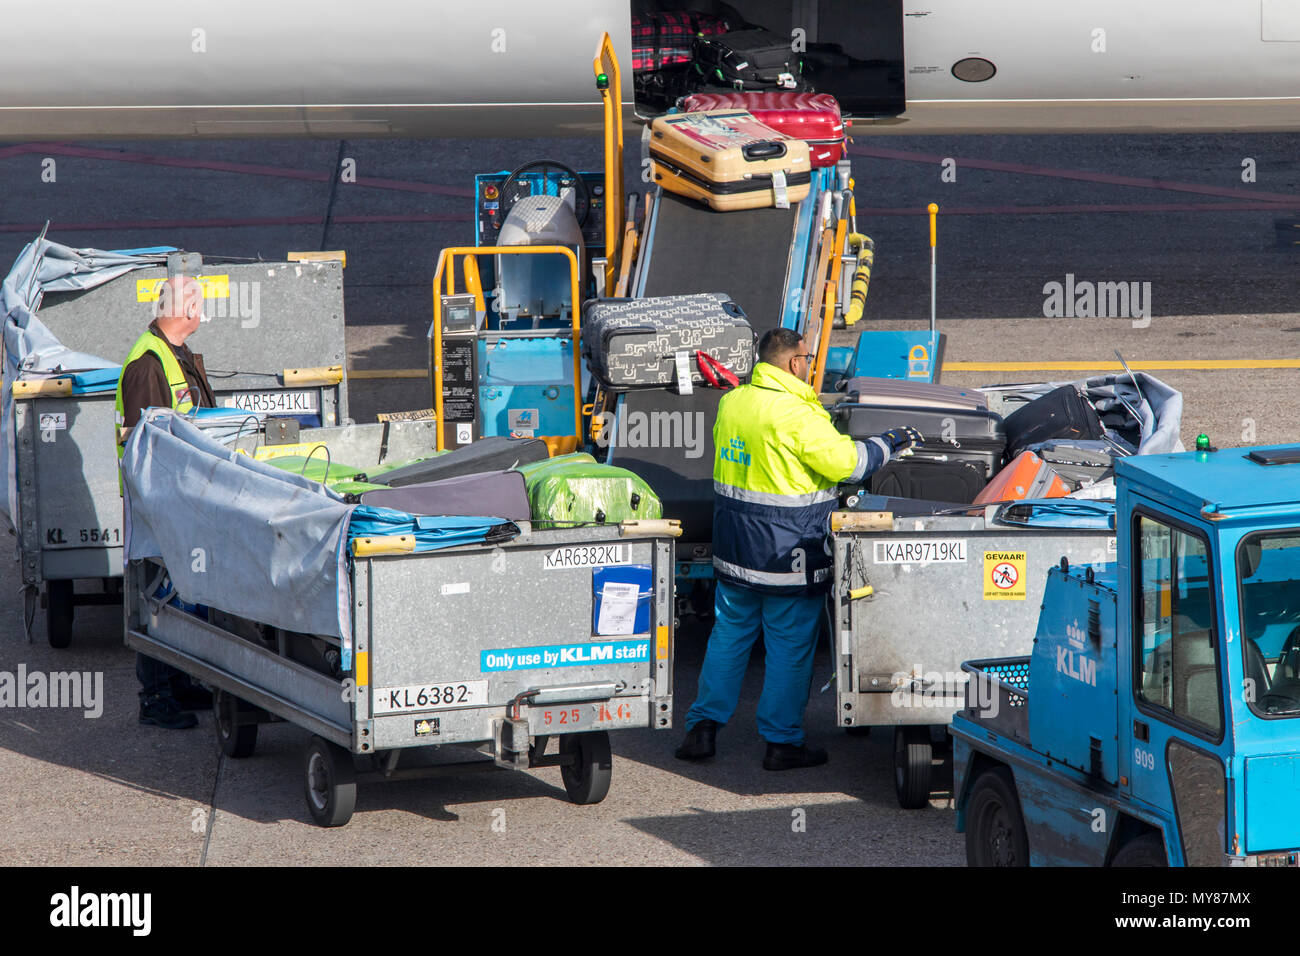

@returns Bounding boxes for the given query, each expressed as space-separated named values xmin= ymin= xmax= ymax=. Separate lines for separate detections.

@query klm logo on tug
xmin=720 ymin=437 xmax=750 ymax=467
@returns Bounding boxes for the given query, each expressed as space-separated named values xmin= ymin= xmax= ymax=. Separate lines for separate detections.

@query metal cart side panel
xmin=357 ymin=528 xmax=674 ymax=752
xmin=833 ymin=522 xmax=1113 ymax=728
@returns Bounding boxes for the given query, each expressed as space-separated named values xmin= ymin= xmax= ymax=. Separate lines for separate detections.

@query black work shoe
xmin=170 ymin=681 xmax=213 ymax=712
xmin=674 ymin=719 xmax=719 ymax=760
xmin=762 ymin=742 xmax=828 ymax=771
xmin=140 ymin=695 xmax=198 ymax=729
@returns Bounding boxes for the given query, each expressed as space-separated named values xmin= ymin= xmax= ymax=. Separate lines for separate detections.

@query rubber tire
xmin=1111 ymin=833 xmax=1168 ymax=867
xmin=46 ymin=580 xmax=74 ymax=649
xmin=304 ymin=736 xmax=357 ymax=827
xmin=213 ymin=688 xmax=258 ymax=759
xmin=965 ymin=767 xmax=1030 ymax=866
xmin=894 ymin=725 xmax=934 ymax=809
xmin=559 ymin=731 xmax=612 ymax=805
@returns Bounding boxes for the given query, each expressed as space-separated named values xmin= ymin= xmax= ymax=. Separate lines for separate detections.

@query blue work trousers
xmin=685 ymin=579 xmax=824 ymax=745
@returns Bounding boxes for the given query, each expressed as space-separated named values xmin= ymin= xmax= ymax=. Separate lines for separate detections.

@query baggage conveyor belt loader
xmin=122 ymin=411 xmax=677 ymax=827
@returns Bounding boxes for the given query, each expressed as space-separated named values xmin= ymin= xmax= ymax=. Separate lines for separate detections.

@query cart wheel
xmin=46 ymin=580 xmax=74 ymax=648
xmin=1110 ymin=833 xmax=1167 ymax=867
xmin=559 ymin=731 xmax=612 ymax=805
xmin=893 ymin=725 xmax=934 ymax=809
xmin=304 ymin=736 xmax=357 ymax=827
xmin=213 ymin=688 xmax=258 ymax=759
xmin=965 ymin=767 xmax=1029 ymax=867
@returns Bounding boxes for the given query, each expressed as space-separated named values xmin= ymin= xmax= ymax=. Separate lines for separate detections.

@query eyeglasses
xmin=793 ymin=353 xmax=814 ymax=362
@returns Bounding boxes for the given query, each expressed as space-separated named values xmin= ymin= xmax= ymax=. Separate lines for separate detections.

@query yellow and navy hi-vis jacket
xmin=713 ymin=361 xmax=888 ymax=595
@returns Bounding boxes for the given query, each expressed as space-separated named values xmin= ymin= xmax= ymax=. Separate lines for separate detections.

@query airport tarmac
xmin=0 ymin=131 xmax=1296 ymax=866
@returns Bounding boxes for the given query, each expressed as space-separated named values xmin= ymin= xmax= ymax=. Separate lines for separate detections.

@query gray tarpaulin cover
xmin=123 ymin=408 xmax=353 ymax=650
xmin=1 ymin=235 xmax=172 ymax=531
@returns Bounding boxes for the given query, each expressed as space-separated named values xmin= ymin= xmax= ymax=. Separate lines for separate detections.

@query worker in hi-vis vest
xmin=676 ymin=327 xmax=921 ymax=770
xmin=116 ymin=274 xmax=217 ymax=730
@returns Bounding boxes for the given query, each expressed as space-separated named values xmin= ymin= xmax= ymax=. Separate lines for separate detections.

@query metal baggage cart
xmin=11 ymin=256 xmax=347 ymax=646
xmin=123 ymin=420 xmax=676 ymax=826
xmin=830 ymin=508 xmax=1113 ymax=808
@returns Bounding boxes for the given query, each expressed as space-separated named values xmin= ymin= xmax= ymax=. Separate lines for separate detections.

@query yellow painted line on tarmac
xmin=346 ymin=360 xmax=1300 ymax=380
xmin=945 ymin=359 xmax=1300 ymax=372
xmin=348 ymin=368 xmax=427 ymax=379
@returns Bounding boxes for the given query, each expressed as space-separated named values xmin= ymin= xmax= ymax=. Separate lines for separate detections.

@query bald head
xmin=154 ymin=276 xmax=205 ymax=346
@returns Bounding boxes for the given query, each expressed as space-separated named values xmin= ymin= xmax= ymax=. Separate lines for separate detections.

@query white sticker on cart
xmin=441 ymin=582 xmax=470 ymax=595
xmin=39 ymin=412 xmax=66 ymax=431
xmin=543 ymin=544 xmax=628 ymax=570
xmin=873 ymin=539 xmax=968 ymax=564
xmin=1107 ymin=536 xmax=1118 ymax=553
xmin=373 ymin=679 xmax=488 ymax=715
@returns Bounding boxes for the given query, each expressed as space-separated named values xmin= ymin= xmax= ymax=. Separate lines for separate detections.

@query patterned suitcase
xmin=649 ymin=109 xmax=812 ymax=212
xmin=582 ymin=293 xmax=753 ymax=388
xmin=679 ymin=92 xmax=846 ymax=167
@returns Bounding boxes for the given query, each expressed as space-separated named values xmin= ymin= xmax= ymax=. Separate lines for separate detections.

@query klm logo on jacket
xmin=719 ymin=437 xmax=751 ymax=467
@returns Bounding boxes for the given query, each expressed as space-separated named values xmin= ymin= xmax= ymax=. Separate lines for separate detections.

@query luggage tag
xmin=674 ymin=350 xmax=694 ymax=394
xmin=771 ymin=169 xmax=789 ymax=209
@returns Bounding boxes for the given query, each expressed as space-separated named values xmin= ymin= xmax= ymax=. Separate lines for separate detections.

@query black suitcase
xmin=833 ymin=403 xmax=1007 ymax=480
xmin=1002 ymin=385 xmax=1105 ymax=459
xmin=868 ymin=459 xmax=988 ymax=504
xmin=360 ymin=470 xmax=531 ymax=521
xmin=692 ymin=29 xmax=806 ymax=91
xmin=582 ymin=293 xmax=753 ymax=388
xmin=378 ymin=437 xmax=548 ymax=488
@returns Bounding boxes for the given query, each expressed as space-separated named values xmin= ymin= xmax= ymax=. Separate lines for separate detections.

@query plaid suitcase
xmin=582 ymin=293 xmax=753 ymax=388
xmin=632 ymin=10 xmax=732 ymax=72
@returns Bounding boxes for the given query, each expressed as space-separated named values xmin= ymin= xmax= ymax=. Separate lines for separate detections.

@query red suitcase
xmin=678 ymin=92 xmax=846 ymax=168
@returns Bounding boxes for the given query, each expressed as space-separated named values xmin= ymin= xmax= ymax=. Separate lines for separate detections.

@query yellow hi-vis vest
xmin=115 ymin=330 xmax=194 ymax=489
xmin=711 ymin=362 xmax=879 ymax=594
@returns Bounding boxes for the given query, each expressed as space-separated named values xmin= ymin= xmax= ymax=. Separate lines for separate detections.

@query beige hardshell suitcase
xmin=648 ymin=109 xmax=812 ymax=212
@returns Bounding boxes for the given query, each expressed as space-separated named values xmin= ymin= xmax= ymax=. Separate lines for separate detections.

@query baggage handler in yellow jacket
xmin=676 ymin=328 xmax=920 ymax=770
xmin=116 ymin=274 xmax=217 ymax=730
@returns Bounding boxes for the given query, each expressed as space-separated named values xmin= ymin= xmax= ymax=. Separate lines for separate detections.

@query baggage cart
xmin=6 ymin=248 xmax=347 ymax=647
xmin=829 ymin=507 xmax=1113 ymax=808
xmin=122 ymin=417 xmax=676 ymax=827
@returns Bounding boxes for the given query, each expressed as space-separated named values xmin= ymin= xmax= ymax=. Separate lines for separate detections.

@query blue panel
xmin=1245 ymin=754 xmax=1300 ymax=852
xmin=478 ymin=337 xmax=572 ymax=385
xmin=592 ymin=565 xmax=654 ymax=636
xmin=1027 ymin=568 xmax=1121 ymax=783
xmin=780 ymin=167 xmax=830 ymax=332
xmin=824 ymin=345 xmax=854 ymax=380
xmin=850 ymin=330 xmax=943 ymax=381
xmin=479 ymin=383 xmax=576 ymax=438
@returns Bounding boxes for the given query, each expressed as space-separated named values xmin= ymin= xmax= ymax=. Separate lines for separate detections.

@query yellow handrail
xmin=593 ymin=32 xmax=624 ymax=295
xmin=431 ymin=245 xmax=582 ymax=452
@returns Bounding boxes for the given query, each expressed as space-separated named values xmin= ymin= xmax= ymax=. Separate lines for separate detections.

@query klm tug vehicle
xmin=954 ymin=441 xmax=1300 ymax=866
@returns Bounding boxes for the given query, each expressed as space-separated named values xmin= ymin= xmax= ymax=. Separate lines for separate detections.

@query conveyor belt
xmin=638 ymin=190 xmax=800 ymax=338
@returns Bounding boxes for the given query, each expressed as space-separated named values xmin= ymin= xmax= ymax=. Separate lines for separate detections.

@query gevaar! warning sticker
xmin=984 ymin=551 xmax=1027 ymax=601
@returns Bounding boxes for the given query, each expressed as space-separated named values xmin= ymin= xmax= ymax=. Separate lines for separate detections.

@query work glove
xmin=880 ymin=425 xmax=922 ymax=457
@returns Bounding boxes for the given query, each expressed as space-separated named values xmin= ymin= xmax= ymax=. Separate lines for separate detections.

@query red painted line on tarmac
xmin=7 ymin=143 xmax=472 ymax=198
xmin=0 ymin=212 xmax=473 ymax=233
xmin=857 ymin=201 xmax=1300 ymax=216
xmin=848 ymin=144 xmax=1300 ymax=205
